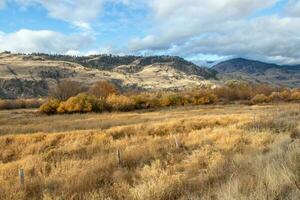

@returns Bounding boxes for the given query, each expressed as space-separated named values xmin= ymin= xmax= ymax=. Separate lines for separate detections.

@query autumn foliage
xmin=39 ymin=82 xmax=300 ymax=114
xmin=88 ymin=81 xmax=118 ymax=98
xmin=39 ymin=98 xmax=60 ymax=114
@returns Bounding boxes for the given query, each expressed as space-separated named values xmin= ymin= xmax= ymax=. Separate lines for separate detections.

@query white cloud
xmin=0 ymin=29 xmax=94 ymax=54
xmin=1 ymin=0 xmax=299 ymax=64
xmin=149 ymin=0 xmax=276 ymax=19
xmin=129 ymin=0 xmax=279 ymax=51
xmin=144 ymin=0 xmax=277 ymax=42
xmin=15 ymin=0 xmax=104 ymax=30
xmin=13 ymin=0 xmax=144 ymax=30
xmin=65 ymin=50 xmax=81 ymax=56
xmin=127 ymin=0 xmax=300 ymax=64
xmin=163 ymin=16 xmax=300 ymax=64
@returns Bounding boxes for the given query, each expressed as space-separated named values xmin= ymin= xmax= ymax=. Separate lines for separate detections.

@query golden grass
xmin=0 ymin=104 xmax=299 ymax=200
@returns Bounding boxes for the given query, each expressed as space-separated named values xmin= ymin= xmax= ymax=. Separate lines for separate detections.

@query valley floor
xmin=0 ymin=104 xmax=299 ymax=199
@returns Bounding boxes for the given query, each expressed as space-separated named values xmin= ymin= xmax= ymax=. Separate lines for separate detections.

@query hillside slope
xmin=0 ymin=53 xmax=216 ymax=98
xmin=212 ymin=58 xmax=300 ymax=87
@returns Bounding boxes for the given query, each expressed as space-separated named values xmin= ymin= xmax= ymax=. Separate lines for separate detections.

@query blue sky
xmin=0 ymin=0 xmax=300 ymax=65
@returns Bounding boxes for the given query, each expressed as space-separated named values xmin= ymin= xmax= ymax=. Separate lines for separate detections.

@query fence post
xmin=117 ymin=149 xmax=121 ymax=166
xmin=174 ymin=135 xmax=180 ymax=148
xmin=19 ymin=169 xmax=25 ymax=187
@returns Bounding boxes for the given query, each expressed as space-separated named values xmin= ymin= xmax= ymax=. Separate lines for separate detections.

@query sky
xmin=0 ymin=0 xmax=300 ymax=65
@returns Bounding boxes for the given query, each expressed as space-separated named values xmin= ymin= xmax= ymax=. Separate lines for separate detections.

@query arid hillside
xmin=0 ymin=52 xmax=216 ymax=99
xmin=0 ymin=104 xmax=299 ymax=199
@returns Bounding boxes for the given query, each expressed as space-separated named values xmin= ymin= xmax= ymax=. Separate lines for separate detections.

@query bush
xmin=269 ymin=92 xmax=282 ymax=102
xmin=279 ymin=90 xmax=291 ymax=101
xmin=252 ymin=84 xmax=275 ymax=96
xmin=159 ymin=93 xmax=185 ymax=107
xmin=251 ymin=94 xmax=271 ymax=104
xmin=39 ymin=82 xmax=300 ymax=115
xmin=106 ymin=94 xmax=135 ymax=111
xmin=88 ymin=81 xmax=118 ymax=98
xmin=191 ymin=89 xmax=218 ymax=105
xmin=39 ymin=98 xmax=60 ymax=114
xmin=133 ymin=92 xmax=163 ymax=109
xmin=57 ymin=93 xmax=99 ymax=113
xmin=290 ymin=90 xmax=300 ymax=101
xmin=49 ymin=80 xmax=85 ymax=101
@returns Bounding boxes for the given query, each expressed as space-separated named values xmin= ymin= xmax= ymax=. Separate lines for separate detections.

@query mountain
xmin=212 ymin=58 xmax=300 ymax=87
xmin=2 ymin=53 xmax=300 ymax=99
xmin=0 ymin=52 xmax=217 ymax=99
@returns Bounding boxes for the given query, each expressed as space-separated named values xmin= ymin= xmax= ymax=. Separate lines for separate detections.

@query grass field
xmin=0 ymin=104 xmax=299 ymax=200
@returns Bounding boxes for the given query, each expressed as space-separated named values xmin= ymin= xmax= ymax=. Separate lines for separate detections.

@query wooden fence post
xmin=117 ymin=149 xmax=121 ymax=166
xmin=174 ymin=135 xmax=180 ymax=148
xmin=19 ymin=169 xmax=25 ymax=187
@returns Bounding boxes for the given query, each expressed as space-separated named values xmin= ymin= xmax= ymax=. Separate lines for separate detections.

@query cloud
xmin=15 ymin=0 xmax=104 ymax=30
xmin=162 ymin=16 xmax=300 ymax=64
xmin=285 ymin=0 xmax=300 ymax=17
xmin=13 ymin=0 xmax=144 ymax=30
xmin=1 ymin=0 xmax=299 ymax=64
xmin=130 ymin=0 xmax=278 ymax=50
xmin=0 ymin=0 xmax=5 ymax=9
xmin=0 ymin=29 xmax=94 ymax=54
xmin=127 ymin=0 xmax=300 ymax=64
xmin=145 ymin=0 xmax=277 ymax=42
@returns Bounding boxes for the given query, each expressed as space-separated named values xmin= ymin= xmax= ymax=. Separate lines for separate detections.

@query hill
xmin=212 ymin=58 xmax=300 ymax=87
xmin=0 ymin=52 xmax=217 ymax=99
xmin=2 ymin=53 xmax=300 ymax=99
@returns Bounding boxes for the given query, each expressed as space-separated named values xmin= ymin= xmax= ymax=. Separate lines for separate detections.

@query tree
xmin=49 ymin=80 xmax=84 ymax=101
xmin=88 ymin=81 xmax=118 ymax=98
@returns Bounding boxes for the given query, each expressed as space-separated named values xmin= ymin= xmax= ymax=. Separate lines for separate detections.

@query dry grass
xmin=0 ymin=104 xmax=299 ymax=200
xmin=0 ymin=99 xmax=43 ymax=110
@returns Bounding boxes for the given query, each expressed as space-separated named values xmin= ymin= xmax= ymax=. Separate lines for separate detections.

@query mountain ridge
xmin=0 ymin=52 xmax=216 ymax=98
xmin=212 ymin=58 xmax=300 ymax=87
xmin=1 ymin=53 xmax=300 ymax=99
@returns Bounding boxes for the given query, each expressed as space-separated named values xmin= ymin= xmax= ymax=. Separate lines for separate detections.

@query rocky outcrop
xmin=0 ymin=79 xmax=48 ymax=99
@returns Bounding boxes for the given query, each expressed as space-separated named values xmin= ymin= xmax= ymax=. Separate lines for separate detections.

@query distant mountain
xmin=0 ymin=53 xmax=217 ymax=99
xmin=212 ymin=58 xmax=300 ymax=87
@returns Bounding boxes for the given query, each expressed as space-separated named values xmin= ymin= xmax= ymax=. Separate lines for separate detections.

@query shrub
xmin=191 ymin=89 xmax=218 ymax=105
xmin=252 ymin=84 xmax=275 ymax=96
xmin=269 ymin=92 xmax=282 ymax=102
xmin=39 ymin=98 xmax=60 ymax=114
xmin=88 ymin=81 xmax=118 ymax=98
xmin=224 ymin=81 xmax=253 ymax=100
xmin=159 ymin=93 xmax=185 ymax=107
xmin=290 ymin=90 xmax=300 ymax=101
xmin=279 ymin=90 xmax=291 ymax=101
xmin=132 ymin=92 xmax=158 ymax=109
xmin=93 ymin=97 xmax=108 ymax=113
xmin=57 ymin=93 xmax=99 ymax=113
xmin=145 ymin=93 xmax=162 ymax=108
xmin=106 ymin=94 xmax=135 ymax=111
xmin=251 ymin=94 xmax=271 ymax=104
xmin=49 ymin=80 xmax=85 ymax=101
